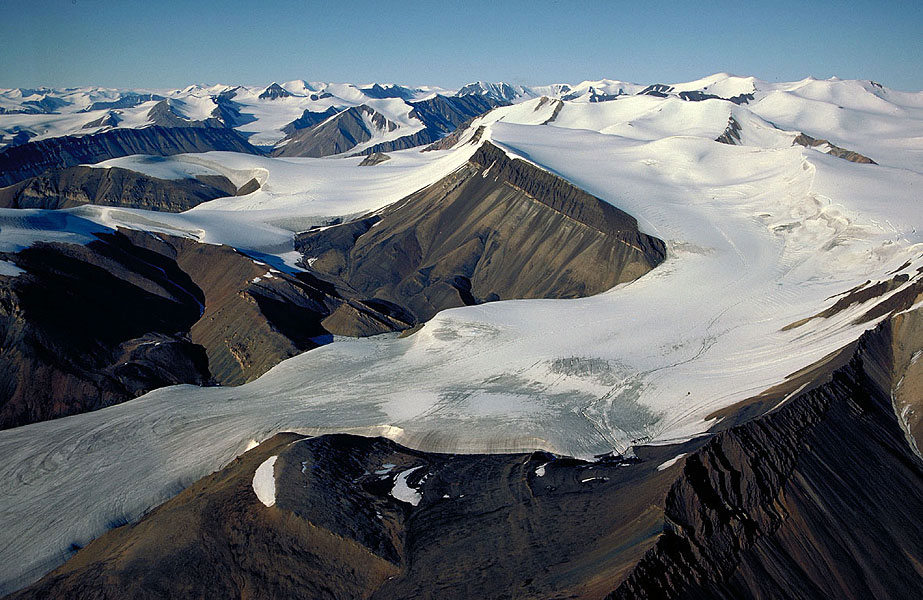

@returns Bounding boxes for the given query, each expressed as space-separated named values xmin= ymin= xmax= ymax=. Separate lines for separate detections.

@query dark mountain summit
xmin=258 ymin=82 xmax=292 ymax=100
xmin=296 ymin=141 xmax=665 ymax=322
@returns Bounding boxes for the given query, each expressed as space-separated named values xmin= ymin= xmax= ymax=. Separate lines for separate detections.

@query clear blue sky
xmin=2 ymin=0 xmax=921 ymax=91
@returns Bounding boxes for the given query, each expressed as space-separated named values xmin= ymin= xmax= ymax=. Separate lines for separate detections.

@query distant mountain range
xmin=0 ymin=75 xmax=770 ymax=160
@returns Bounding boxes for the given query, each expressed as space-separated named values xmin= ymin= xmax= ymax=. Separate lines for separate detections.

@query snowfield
xmin=390 ymin=466 xmax=424 ymax=506
xmin=252 ymin=456 xmax=279 ymax=507
xmin=1 ymin=74 xmax=922 ymax=594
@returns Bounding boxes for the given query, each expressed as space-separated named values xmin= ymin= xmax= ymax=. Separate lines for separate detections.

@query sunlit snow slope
xmin=1 ymin=75 xmax=922 ymax=594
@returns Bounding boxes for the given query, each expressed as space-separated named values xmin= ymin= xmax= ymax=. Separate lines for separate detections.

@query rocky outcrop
xmin=715 ymin=116 xmax=742 ymax=145
xmin=606 ymin=313 xmax=923 ymax=599
xmin=4 ymin=96 xmax=70 ymax=115
xmin=0 ymin=126 xmax=260 ymax=187
xmin=639 ymin=84 xmax=674 ymax=97
xmin=258 ymin=82 xmax=292 ymax=100
xmin=783 ymin=271 xmax=923 ymax=331
xmin=275 ymin=95 xmax=503 ymax=158
xmin=0 ymin=165 xmax=238 ymax=211
xmin=209 ymin=89 xmax=258 ymax=129
xmin=679 ymin=91 xmax=754 ymax=105
xmin=296 ymin=141 xmax=666 ymax=323
xmin=81 ymin=111 xmax=121 ymax=129
xmin=81 ymin=93 xmax=164 ymax=113
xmin=351 ymin=94 xmax=504 ymax=156
xmin=353 ymin=128 xmax=442 ymax=155
xmin=235 ymin=177 xmax=261 ymax=195
xmin=272 ymin=105 xmax=398 ymax=158
xmin=408 ymin=94 xmax=499 ymax=136
xmin=793 ymin=132 xmax=877 ymax=164
xmin=360 ymin=83 xmax=416 ymax=100
xmin=146 ymin=100 xmax=224 ymax=129
xmin=456 ymin=81 xmax=524 ymax=103
xmin=0 ymin=229 xmax=412 ymax=428
xmin=358 ymin=152 xmax=391 ymax=166
xmin=0 ymin=235 xmax=210 ymax=429
xmin=281 ymin=106 xmax=339 ymax=135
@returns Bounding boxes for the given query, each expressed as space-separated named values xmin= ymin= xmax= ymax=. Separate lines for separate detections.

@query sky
xmin=2 ymin=0 xmax=921 ymax=91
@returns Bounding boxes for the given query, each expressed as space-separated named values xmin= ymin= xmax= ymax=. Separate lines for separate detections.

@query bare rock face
xmin=274 ymin=95 xmax=505 ymax=158
xmin=281 ymin=106 xmax=339 ymax=135
xmin=793 ymin=132 xmax=877 ymax=164
xmin=606 ymin=312 xmax=923 ymax=600
xmin=0 ymin=165 xmax=238 ymax=211
xmin=0 ymin=229 xmax=412 ymax=428
xmin=715 ymin=116 xmax=742 ymax=145
xmin=273 ymin=105 xmax=398 ymax=157
xmin=0 ymin=126 xmax=260 ymax=187
xmin=258 ymin=82 xmax=292 ymax=100
xmin=358 ymin=152 xmax=391 ymax=166
xmin=145 ymin=100 xmax=224 ymax=129
xmin=0 ymin=234 xmax=210 ymax=428
xmin=81 ymin=111 xmax=121 ymax=129
xmin=296 ymin=141 xmax=666 ymax=323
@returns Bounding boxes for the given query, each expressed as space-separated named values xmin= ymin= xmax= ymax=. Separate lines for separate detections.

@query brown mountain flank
xmin=296 ymin=141 xmax=666 ymax=322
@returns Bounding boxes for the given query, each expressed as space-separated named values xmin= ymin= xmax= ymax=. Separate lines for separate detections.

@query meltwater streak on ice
xmin=2 ymin=80 xmax=923 ymax=594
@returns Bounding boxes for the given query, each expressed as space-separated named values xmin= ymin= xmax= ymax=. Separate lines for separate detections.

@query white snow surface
xmin=1 ymin=75 xmax=923 ymax=595
xmin=391 ymin=466 xmax=424 ymax=506
xmin=252 ymin=456 xmax=278 ymax=507
xmin=657 ymin=453 xmax=688 ymax=471
xmin=0 ymin=260 xmax=25 ymax=277
xmin=89 ymin=155 xmax=227 ymax=181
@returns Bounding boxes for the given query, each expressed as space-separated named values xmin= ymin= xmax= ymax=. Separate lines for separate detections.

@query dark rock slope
xmin=0 ymin=126 xmax=260 ymax=187
xmin=0 ymin=229 xmax=410 ymax=428
xmin=0 ymin=233 xmax=210 ymax=428
xmin=10 ymin=308 xmax=923 ymax=599
xmin=4 ymin=432 xmax=683 ymax=600
xmin=145 ymin=100 xmax=224 ymax=129
xmin=296 ymin=141 xmax=666 ymax=323
xmin=258 ymin=83 xmax=292 ymax=100
xmin=0 ymin=165 xmax=238 ymax=211
xmin=273 ymin=105 xmax=398 ymax=158
xmin=793 ymin=132 xmax=877 ymax=164
xmin=607 ymin=309 xmax=923 ymax=599
xmin=274 ymin=95 xmax=504 ymax=158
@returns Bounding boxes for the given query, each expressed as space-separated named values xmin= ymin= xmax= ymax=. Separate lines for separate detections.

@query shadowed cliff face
xmin=296 ymin=141 xmax=666 ymax=323
xmin=0 ymin=166 xmax=239 ymax=212
xmin=0 ymin=234 xmax=210 ymax=428
xmin=0 ymin=229 xmax=412 ymax=428
xmin=273 ymin=94 xmax=504 ymax=158
xmin=607 ymin=310 xmax=923 ymax=600
xmin=272 ymin=105 xmax=399 ymax=158
xmin=0 ymin=126 xmax=260 ymax=187
xmin=9 ymin=308 xmax=923 ymax=599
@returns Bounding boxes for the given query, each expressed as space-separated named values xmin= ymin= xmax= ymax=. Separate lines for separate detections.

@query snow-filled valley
xmin=1 ymin=74 xmax=922 ymax=593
